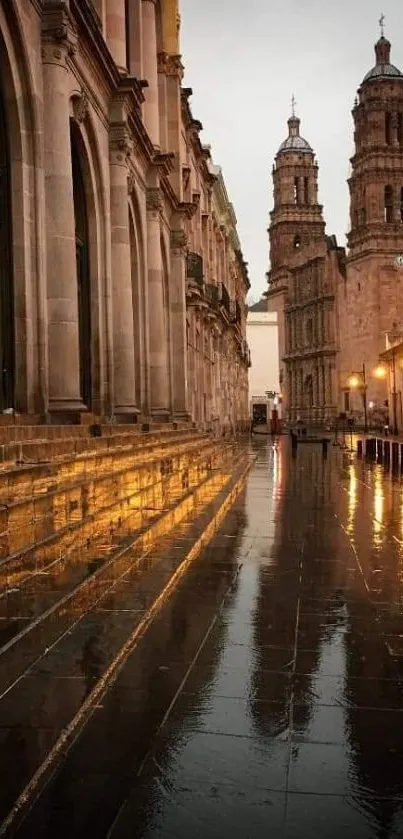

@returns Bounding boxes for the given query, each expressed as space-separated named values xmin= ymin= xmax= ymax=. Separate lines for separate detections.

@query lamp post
xmin=348 ymin=362 xmax=367 ymax=433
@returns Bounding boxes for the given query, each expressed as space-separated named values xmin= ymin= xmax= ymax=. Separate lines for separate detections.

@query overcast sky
xmin=180 ymin=0 xmax=403 ymax=299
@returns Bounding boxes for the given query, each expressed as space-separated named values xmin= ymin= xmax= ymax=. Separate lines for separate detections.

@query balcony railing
xmin=219 ymin=282 xmax=231 ymax=316
xmin=186 ymin=252 xmax=203 ymax=289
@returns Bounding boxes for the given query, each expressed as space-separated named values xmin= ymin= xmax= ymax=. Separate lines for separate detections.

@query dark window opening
xmin=0 ymin=85 xmax=14 ymax=410
xmin=71 ymin=123 xmax=92 ymax=407
xmin=398 ymin=113 xmax=403 ymax=146
xmin=294 ymin=235 xmax=301 ymax=249
xmin=385 ymin=111 xmax=392 ymax=145
xmin=125 ymin=0 xmax=130 ymax=70
xmin=384 ymin=185 xmax=393 ymax=223
xmin=358 ymin=207 xmax=366 ymax=226
xmin=304 ymin=176 xmax=309 ymax=205
xmin=401 ymin=187 xmax=403 ymax=222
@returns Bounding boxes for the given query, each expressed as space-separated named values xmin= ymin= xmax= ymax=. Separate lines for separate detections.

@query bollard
xmin=357 ymin=439 xmax=363 ymax=458
xmin=392 ymin=441 xmax=399 ymax=470
xmin=384 ymin=440 xmax=390 ymax=464
xmin=291 ymin=432 xmax=298 ymax=457
xmin=365 ymin=438 xmax=375 ymax=460
xmin=376 ymin=438 xmax=383 ymax=463
xmin=322 ymin=438 xmax=328 ymax=458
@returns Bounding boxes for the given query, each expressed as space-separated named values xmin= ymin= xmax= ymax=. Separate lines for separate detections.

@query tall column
xmin=42 ymin=7 xmax=85 ymax=418
xmin=141 ymin=0 xmax=160 ymax=147
xmin=106 ymin=0 xmax=127 ymax=73
xmin=170 ymin=228 xmax=190 ymax=419
xmin=109 ymin=125 xmax=138 ymax=418
xmin=146 ymin=188 xmax=169 ymax=416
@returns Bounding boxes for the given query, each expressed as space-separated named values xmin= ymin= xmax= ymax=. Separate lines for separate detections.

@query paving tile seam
xmin=0 ymin=455 xmax=254 ymax=838
xmin=0 ymin=461 xmax=239 ymax=687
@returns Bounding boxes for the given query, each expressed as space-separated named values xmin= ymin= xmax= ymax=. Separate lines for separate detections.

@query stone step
xmin=0 ymin=429 xmax=206 ymax=504
xmin=0 ymin=425 xmax=197 ymax=468
xmin=0 ymin=449 xmax=251 ymax=831
xmin=0 ymin=436 xmax=223 ymax=569
xmin=0 ymin=443 xmax=247 ymax=698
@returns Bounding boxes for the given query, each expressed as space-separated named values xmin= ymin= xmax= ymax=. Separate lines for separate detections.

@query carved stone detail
xmin=146 ymin=187 xmax=163 ymax=213
xmin=72 ymin=89 xmax=89 ymax=124
xmin=110 ymin=124 xmax=133 ymax=165
xmin=170 ymin=229 xmax=187 ymax=254
xmin=127 ymin=170 xmax=136 ymax=195
xmin=41 ymin=3 xmax=78 ymax=65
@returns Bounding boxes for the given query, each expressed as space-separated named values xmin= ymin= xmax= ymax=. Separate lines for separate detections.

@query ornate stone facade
xmin=266 ymin=113 xmax=345 ymax=424
xmin=0 ymin=0 xmax=249 ymax=433
xmin=339 ymin=33 xmax=403 ymax=421
xmin=267 ymin=30 xmax=403 ymax=428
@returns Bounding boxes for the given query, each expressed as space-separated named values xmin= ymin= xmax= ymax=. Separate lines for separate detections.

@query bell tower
xmin=268 ymin=102 xmax=325 ymax=287
xmin=348 ymin=29 xmax=403 ymax=257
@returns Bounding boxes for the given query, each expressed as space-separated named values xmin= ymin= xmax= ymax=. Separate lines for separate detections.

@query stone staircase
xmin=0 ymin=423 xmax=251 ymax=831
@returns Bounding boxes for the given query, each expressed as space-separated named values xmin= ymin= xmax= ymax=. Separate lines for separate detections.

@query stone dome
xmin=362 ymin=36 xmax=403 ymax=84
xmin=277 ymin=115 xmax=312 ymax=156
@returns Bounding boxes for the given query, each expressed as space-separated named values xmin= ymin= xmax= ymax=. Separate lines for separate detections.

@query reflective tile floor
xmin=7 ymin=439 xmax=403 ymax=837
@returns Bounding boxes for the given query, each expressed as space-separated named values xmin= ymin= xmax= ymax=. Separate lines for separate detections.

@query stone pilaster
xmin=41 ymin=5 xmax=85 ymax=418
xmin=109 ymin=122 xmax=138 ymax=418
xmin=141 ymin=0 xmax=159 ymax=147
xmin=170 ymin=228 xmax=190 ymax=419
xmin=146 ymin=188 xmax=169 ymax=417
xmin=106 ymin=0 xmax=127 ymax=73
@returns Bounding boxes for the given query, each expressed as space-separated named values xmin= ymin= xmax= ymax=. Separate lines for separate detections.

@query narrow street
xmin=6 ymin=438 xmax=403 ymax=838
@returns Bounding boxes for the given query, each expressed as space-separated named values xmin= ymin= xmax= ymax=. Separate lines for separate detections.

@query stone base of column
xmin=151 ymin=409 xmax=171 ymax=422
xmin=48 ymin=398 xmax=88 ymax=425
xmin=171 ymin=411 xmax=192 ymax=423
xmin=113 ymin=406 xmax=141 ymax=424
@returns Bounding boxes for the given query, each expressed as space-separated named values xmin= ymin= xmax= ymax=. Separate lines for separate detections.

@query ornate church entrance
xmin=0 ymin=85 xmax=14 ymax=411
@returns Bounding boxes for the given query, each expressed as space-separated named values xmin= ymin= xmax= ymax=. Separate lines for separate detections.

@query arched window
xmin=0 ymin=84 xmax=14 ymax=410
xmin=385 ymin=112 xmax=392 ymax=145
xmin=293 ymin=177 xmax=299 ymax=205
xmin=401 ymin=187 xmax=403 ymax=222
xmin=384 ymin=185 xmax=393 ymax=223
xmin=304 ymin=177 xmax=309 ymax=205
xmin=398 ymin=114 xmax=403 ymax=146
xmin=71 ymin=123 xmax=92 ymax=407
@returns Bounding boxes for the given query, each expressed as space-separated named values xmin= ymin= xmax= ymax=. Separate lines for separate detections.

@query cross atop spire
xmin=379 ymin=12 xmax=385 ymax=37
xmin=291 ymin=93 xmax=296 ymax=117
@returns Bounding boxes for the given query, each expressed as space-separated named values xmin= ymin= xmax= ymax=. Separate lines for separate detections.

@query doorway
xmin=71 ymin=124 xmax=92 ymax=408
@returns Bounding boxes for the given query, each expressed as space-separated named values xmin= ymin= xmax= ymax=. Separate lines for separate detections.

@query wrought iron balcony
xmin=219 ymin=282 xmax=231 ymax=316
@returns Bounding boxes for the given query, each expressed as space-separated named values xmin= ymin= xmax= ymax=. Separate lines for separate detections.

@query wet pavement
xmin=4 ymin=439 xmax=403 ymax=837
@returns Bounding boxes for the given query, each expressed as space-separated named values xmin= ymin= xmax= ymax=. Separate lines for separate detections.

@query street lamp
xmin=347 ymin=362 xmax=367 ymax=433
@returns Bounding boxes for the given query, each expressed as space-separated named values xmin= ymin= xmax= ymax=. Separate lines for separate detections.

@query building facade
xmin=267 ymin=30 xmax=403 ymax=428
xmin=339 ymin=32 xmax=403 ymax=425
xmin=247 ymin=301 xmax=279 ymax=425
xmin=0 ymin=0 xmax=249 ymax=431
xmin=266 ymin=112 xmax=345 ymax=424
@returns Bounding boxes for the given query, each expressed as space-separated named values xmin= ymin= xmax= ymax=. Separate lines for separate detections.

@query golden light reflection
xmin=373 ymin=471 xmax=384 ymax=546
xmin=374 ymin=364 xmax=387 ymax=379
xmin=346 ymin=464 xmax=357 ymax=535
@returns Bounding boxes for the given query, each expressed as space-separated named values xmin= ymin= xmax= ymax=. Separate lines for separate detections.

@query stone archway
xmin=71 ymin=121 xmax=92 ymax=408
xmin=0 ymin=80 xmax=14 ymax=411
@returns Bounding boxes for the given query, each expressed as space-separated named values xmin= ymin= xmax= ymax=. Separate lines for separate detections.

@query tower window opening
xmin=384 ymin=185 xmax=393 ymax=223
xmin=385 ymin=112 xmax=392 ymax=145
xmin=400 ymin=187 xmax=403 ymax=222
xmin=304 ymin=177 xmax=309 ymax=205
xmin=358 ymin=207 xmax=366 ymax=226
xmin=399 ymin=114 xmax=403 ymax=146
xmin=294 ymin=235 xmax=301 ymax=249
xmin=293 ymin=177 xmax=298 ymax=205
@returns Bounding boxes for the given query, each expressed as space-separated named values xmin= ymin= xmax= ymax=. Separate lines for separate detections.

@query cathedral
xmin=267 ymin=27 xmax=403 ymax=429
xmin=0 ymin=0 xmax=250 ymax=433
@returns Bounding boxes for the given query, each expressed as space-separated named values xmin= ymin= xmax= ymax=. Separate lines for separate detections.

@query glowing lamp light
xmin=368 ymin=401 xmax=374 ymax=410
xmin=374 ymin=364 xmax=387 ymax=379
xmin=348 ymin=375 xmax=359 ymax=388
